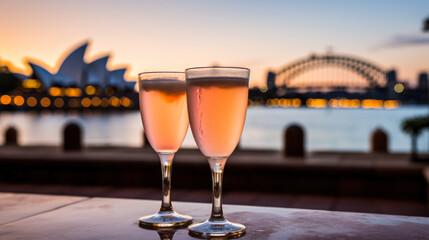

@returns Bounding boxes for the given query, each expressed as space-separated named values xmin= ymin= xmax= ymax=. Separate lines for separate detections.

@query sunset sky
xmin=1 ymin=0 xmax=429 ymax=87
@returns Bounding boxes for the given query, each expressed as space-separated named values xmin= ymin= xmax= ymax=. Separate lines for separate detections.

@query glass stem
xmin=158 ymin=152 xmax=174 ymax=212
xmin=208 ymin=157 xmax=227 ymax=221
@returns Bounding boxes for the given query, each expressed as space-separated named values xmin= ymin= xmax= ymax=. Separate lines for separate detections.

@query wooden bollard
xmin=283 ymin=124 xmax=305 ymax=158
xmin=371 ymin=128 xmax=388 ymax=153
xmin=63 ymin=122 xmax=82 ymax=151
xmin=5 ymin=127 xmax=18 ymax=145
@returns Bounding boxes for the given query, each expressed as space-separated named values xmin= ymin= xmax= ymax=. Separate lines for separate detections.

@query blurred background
xmin=1 ymin=0 xmax=429 ymax=217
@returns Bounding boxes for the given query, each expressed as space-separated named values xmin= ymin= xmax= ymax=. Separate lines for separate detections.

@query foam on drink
xmin=140 ymin=79 xmax=187 ymax=95
xmin=186 ymin=77 xmax=248 ymax=88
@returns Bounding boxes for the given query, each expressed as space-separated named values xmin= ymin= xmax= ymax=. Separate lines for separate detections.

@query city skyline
xmin=1 ymin=0 xmax=429 ymax=87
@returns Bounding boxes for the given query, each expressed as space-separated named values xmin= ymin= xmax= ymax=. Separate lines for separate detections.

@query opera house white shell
xmin=24 ymin=42 xmax=135 ymax=90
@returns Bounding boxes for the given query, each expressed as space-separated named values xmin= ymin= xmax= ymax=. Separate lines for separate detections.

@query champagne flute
xmin=138 ymin=72 xmax=193 ymax=228
xmin=185 ymin=67 xmax=249 ymax=238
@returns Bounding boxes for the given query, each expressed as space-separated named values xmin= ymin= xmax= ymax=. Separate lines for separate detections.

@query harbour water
xmin=0 ymin=106 xmax=428 ymax=153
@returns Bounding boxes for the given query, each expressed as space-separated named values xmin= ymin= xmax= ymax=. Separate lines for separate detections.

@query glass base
xmin=188 ymin=218 xmax=246 ymax=239
xmin=139 ymin=210 xmax=193 ymax=229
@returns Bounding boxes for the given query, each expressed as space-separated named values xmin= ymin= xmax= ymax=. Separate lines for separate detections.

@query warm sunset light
xmin=265 ymin=98 xmax=303 ymax=108
xmin=394 ymin=83 xmax=405 ymax=93
xmin=49 ymin=87 xmax=63 ymax=97
xmin=26 ymin=97 xmax=37 ymax=107
xmin=81 ymin=98 xmax=91 ymax=108
xmin=68 ymin=99 xmax=80 ymax=108
xmin=329 ymin=99 xmax=361 ymax=108
xmin=361 ymin=99 xmax=384 ymax=109
xmin=105 ymin=88 xmax=115 ymax=96
xmin=65 ymin=88 xmax=82 ymax=97
xmin=292 ymin=98 xmax=302 ymax=107
xmin=384 ymin=100 xmax=400 ymax=109
xmin=1 ymin=95 xmax=12 ymax=105
xmin=306 ymin=98 xmax=328 ymax=108
xmin=23 ymin=79 xmax=42 ymax=89
xmin=110 ymin=97 xmax=120 ymax=107
xmin=85 ymin=86 xmax=97 ymax=95
xmin=120 ymin=97 xmax=131 ymax=107
xmin=100 ymin=98 xmax=109 ymax=107
xmin=1 ymin=2 xmax=429 ymax=237
xmin=54 ymin=98 xmax=64 ymax=108
xmin=91 ymin=97 xmax=101 ymax=107
xmin=13 ymin=96 xmax=25 ymax=106
xmin=1 ymin=1 xmax=428 ymax=87
xmin=40 ymin=97 xmax=51 ymax=107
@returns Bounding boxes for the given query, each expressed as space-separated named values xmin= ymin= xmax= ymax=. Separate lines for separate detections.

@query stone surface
xmin=0 ymin=193 xmax=86 ymax=225
xmin=0 ymin=193 xmax=429 ymax=239
xmin=0 ymin=184 xmax=427 ymax=217
xmin=0 ymin=146 xmax=427 ymax=206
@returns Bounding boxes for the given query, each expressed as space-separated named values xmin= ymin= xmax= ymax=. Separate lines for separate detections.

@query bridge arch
xmin=276 ymin=54 xmax=386 ymax=88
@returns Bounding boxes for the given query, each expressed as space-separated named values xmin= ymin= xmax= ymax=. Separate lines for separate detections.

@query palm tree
xmin=402 ymin=116 xmax=429 ymax=160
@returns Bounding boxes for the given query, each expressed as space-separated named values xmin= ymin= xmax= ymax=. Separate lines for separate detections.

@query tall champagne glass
xmin=138 ymin=72 xmax=193 ymax=228
xmin=186 ymin=67 xmax=249 ymax=238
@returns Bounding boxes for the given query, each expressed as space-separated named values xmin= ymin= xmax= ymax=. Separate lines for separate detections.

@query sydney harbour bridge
xmin=249 ymin=52 xmax=429 ymax=106
xmin=276 ymin=54 xmax=386 ymax=89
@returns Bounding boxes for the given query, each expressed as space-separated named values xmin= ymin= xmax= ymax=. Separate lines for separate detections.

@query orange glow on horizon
xmin=1 ymin=1 xmax=428 ymax=88
xmin=1 ymin=38 xmax=426 ymax=88
xmin=0 ymin=57 xmax=27 ymax=74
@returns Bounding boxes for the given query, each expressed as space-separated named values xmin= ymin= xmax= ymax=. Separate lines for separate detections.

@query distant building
xmin=266 ymin=71 xmax=276 ymax=90
xmin=418 ymin=72 xmax=428 ymax=90
xmin=386 ymin=70 xmax=397 ymax=87
xmin=424 ymin=17 xmax=429 ymax=32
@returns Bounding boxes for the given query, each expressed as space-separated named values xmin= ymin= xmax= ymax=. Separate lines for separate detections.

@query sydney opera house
xmin=22 ymin=42 xmax=135 ymax=90
xmin=0 ymin=42 xmax=137 ymax=111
